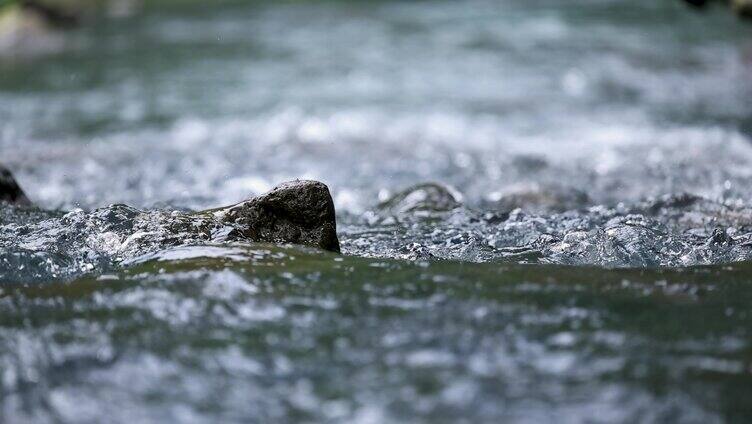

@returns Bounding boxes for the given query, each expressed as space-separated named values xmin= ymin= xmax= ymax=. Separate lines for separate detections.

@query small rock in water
xmin=707 ymin=228 xmax=733 ymax=247
xmin=0 ymin=179 xmax=340 ymax=282
xmin=219 ymin=180 xmax=340 ymax=253
xmin=378 ymin=183 xmax=463 ymax=216
xmin=0 ymin=165 xmax=31 ymax=206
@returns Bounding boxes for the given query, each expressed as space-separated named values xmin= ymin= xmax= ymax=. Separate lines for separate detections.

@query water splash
xmin=341 ymin=185 xmax=752 ymax=267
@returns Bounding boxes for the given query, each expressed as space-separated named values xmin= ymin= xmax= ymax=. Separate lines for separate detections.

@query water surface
xmin=2 ymin=0 xmax=752 ymax=422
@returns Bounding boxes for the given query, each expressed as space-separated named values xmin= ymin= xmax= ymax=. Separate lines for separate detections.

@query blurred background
xmin=1 ymin=0 xmax=751 ymax=215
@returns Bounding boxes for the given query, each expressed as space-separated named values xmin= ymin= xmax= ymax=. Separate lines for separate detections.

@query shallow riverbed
xmin=2 ymin=0 xmax=752 ymax=422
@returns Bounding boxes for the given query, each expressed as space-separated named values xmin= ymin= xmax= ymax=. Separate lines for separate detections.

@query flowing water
xmin=2 ymin=0 xmax=752 ymax=422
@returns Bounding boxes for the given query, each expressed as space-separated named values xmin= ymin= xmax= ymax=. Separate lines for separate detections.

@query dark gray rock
xmin=733 ymin=0 xmax=752 ymax=17
xmin=378 ymin=183 xmax=463 ymax=216
xmin=19 ymin=1 xmax=79 ymax=28
xmin=0 ymin=165 xmax=31 ymax=206
xmin=0 ymin=178 xmax=339 ymax=271
xmin=707 ymin=228 xmax=733 ymax=248
xmin=218 ymin=180 xmax=340 ymax=252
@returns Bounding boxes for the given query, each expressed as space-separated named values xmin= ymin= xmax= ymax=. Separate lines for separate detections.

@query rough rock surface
xmin=217 ymin=180 xmax=340 ymax=252
xmin=0 ymin=165 xmax=31 ymax=205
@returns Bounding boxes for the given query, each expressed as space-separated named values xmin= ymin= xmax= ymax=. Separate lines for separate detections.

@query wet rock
xmin=398 ymin=242 xmax=436 ymax=260
xmin=216 ymin=180 xmax=340 ymax=253
xmin=643 ymin=192 xmax=702 ymax=214
xmin=707 ymin=228 xmax=733 ymax=247
xmin=732 ymin=0 xmax=752 ymax=18
xmin=378 ymin=183 xmax=463 ymax=216
xmin=0 ymin=165 xmax=32 ymax=206
xmin=19 ymin=1 xmax=79 ymax=28
xmin=0 ymin=180 xmax=340 ymax=281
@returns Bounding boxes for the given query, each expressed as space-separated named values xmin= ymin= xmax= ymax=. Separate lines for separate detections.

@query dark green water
xmin=3 ymin=245 xmax=752 ymax=422
xmin=2 ymin=0 xmax=752 ymax=422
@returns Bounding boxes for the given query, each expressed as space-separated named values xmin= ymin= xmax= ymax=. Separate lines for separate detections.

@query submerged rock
xmin=0 ymin=165 xmax=31 ymax=206
xmin=378 ymin=183 xmax=463 ymax=216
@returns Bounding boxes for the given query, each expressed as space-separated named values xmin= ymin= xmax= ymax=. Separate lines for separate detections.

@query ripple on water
xmin=3 ymin=250 xmax=751 ymax=422
xmin=2 ymin=0 xmax=752 ymax=422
